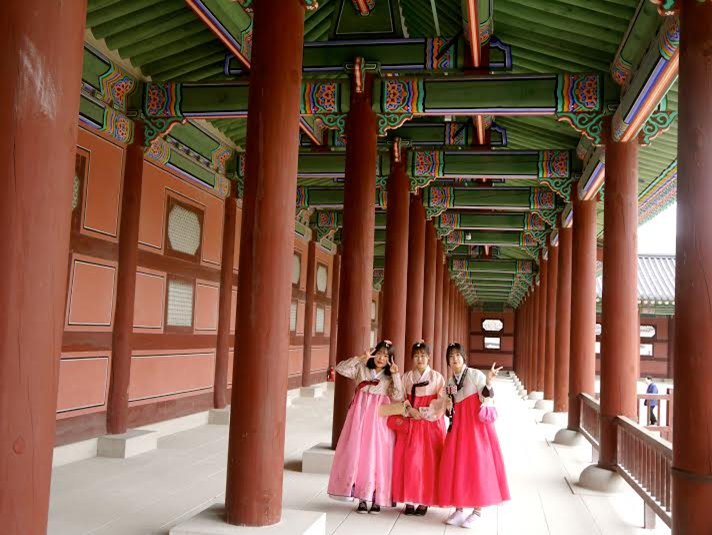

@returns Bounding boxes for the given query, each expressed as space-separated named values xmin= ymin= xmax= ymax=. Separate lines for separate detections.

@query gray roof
xmin=596 ymin=255 xmax=676 ymax=305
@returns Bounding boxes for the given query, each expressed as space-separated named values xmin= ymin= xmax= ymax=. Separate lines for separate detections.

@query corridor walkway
xmin=48 ymin=376 xmax=670 ymax=534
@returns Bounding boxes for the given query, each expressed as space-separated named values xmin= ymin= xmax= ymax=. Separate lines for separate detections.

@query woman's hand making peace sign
xmin=486 ymin=362 xmax=503 ymax=385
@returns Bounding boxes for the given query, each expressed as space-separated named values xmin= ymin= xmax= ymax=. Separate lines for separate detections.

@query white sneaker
xmin=446 ymin=509 xmax=468 ymax=526
xmin=461 ymin=511 xmax=481 ymax=529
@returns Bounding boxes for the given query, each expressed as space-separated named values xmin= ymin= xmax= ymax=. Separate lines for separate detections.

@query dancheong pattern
xmin=98 ymin=66 xmax=136 ymax=112
xmin=382 ymin=79 xmax=425 ymax=114
xmin=538 ymin=151 xmax=569 ymax=179
xmin=556 ymin=74 xmax=600 ymax=113
xmin=101 ymin=108 xmax=133 ymax=144
xmin=318 ymin=211 xmax=338 ymax=227
xmin=445 ymin=123 xmax=467 ymax=145
xmin=530 ymin=189 xmax=555 ymax=210
xmin=303 ymin=82 xmax=339 ymax=114
xmin=413 ymin=151 xmax=444 ymax=177
xmin=145 ymin=83 xmax=182 ymax=117
xmin=426 ymin=37 xmax=455 ymax=70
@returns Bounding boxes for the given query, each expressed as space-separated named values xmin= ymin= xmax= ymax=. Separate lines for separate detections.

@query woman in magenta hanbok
xmin=391 ymin=341 xmax=447 ymax=516
xmin=327 ymin=340 xmax=404 ymax=514
xmin=438 ymin=343 xmax=510 ymax=529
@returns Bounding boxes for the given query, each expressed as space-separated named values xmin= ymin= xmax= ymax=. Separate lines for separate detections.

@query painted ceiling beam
xmin=422 ymin=187 xmax=558 ymax=220
xmin=450 ymin=259 xmax=534 ymax=274
xmin=224 ymin=36 xmax=506 ymax=75
xmin=434 ymin=211 xmax=548 ymax=234
xmin=140 ymin=72 xmax=602 ymax=142
xmin=612 ymin=14 xmax=678 ymax=143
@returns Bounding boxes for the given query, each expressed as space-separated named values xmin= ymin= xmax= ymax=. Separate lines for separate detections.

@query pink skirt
xmin=327 ymin=390 xmax=395 ymax=506
xmin=391 ymin=394 xmax=446 ymax=505
xmin=438 ymin=393 xmax=510 ymax=508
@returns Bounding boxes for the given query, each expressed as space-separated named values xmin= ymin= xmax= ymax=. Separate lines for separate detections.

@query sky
xmin=637 ymin=203 xmax=676 ymax=255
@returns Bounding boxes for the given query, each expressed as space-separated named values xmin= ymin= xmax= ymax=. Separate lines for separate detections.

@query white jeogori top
xmin=446 ymin=367 xmax=494 ymax=403
xmin=402 ymin=366 xmax=447 ymax=420
xmin=335 ymin=356 xmax=405 ymax=401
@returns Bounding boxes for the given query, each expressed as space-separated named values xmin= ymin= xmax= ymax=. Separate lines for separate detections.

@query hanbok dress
xmin=438 ymin=367 xmax=510 ymax=508
xmin=391 ymin=366 xmax=447 ymax=505
xmin=327 ymin=356 xmax=404 ymax=506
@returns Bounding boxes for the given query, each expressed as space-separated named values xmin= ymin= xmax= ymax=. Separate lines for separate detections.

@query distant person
xmin=644 ymin=376 xmax=659 ymax=425
xmin=327 ymin=340 xmax=404 ymax=514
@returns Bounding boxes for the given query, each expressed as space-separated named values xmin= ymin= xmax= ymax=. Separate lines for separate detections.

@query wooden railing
xmin=615 ymin=416 xmax=673 ymax=528
xmin=576 ymin=394 xmax=673 ymax=529
xmin=637 ymin=388 xmax=674 ymax=441
xmin=579 ymin=393 xmax=600 ymax=450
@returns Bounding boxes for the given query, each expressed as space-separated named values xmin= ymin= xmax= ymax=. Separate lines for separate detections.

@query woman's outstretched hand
xmin=389 ymin=356 xmax=399 ymax=374
xmin=487 ymin=362 xmax=503 ymax=384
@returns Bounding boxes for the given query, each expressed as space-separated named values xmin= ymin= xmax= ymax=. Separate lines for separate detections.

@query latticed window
xmin=316 ymin=263 xmax=328 ymax=293
xmin=292 ymin=254 xmax=301 ymax=286
xmin=315 ymin=306 xmax=325 ymax=334
xmin=166 ymin=199 xmax=202 ymax=259
xmin=640 ymin=325 xmax=656 ymax=338
xmin=166 ymin=279 xmax=194 ymax=328
xmin=290 ymin=300 xmax=298 ymax=333
xmin=484 ymin=337 xmax=501 ymax=350
xmin=482 ymin=319 xmax=503 ymax=332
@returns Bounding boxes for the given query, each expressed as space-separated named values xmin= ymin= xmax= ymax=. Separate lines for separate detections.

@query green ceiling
xmin=83 ymin=0 xmax=678 ymax=308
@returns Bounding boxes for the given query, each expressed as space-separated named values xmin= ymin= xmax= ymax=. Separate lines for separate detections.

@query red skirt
xmin=438 ymin=393 xmax=510 ymax=508
xmin=391 ymin=394 xmax=446 ymax=505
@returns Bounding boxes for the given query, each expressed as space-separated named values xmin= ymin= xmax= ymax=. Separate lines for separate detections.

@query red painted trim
xmin=467 ymin=0 xmax=481 ymax=69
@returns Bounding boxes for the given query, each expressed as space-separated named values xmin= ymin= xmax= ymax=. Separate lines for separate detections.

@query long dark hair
xmin=411 ymin=340 xmax=431 ymax=358
xmin=366 ymin=339 xmax=395 ymax=376
xmin=446 ymin=342 xmax=463 ymax=364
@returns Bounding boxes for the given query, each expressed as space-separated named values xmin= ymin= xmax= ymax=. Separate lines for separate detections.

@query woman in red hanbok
xmin=438 ymin=342 xmax=510 ymax=529
xmin=391 ymin=341 xmax=447 ymax=516
xmin=327 ymin=340 xmax=404 ymax=514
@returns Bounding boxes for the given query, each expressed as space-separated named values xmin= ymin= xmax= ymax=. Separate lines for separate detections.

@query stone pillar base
xmin=541 ymin=411 xmax=568 ymax=427
xmin=534 ymin=399 xmax=554 ymax=411
xmin=300 ymin=384 xmax=325 ymax=399
xmin=527 ymin=391 xmax=544 ymax=400
xmin=302 ymin=442 xmax=335 ymax=474
xmin=577 ymin=464 xmax=627 ymax=494
xmin=554 ymin=428 xmax=586 ymax=446
xmin=97 ymin=429 xmax=158 ymax=459
xmin=209 ymin=408 xmax=231 ymax=425
xmin=518 ymin=388 xmax=528 ymax=397
xmin=170 ymin=505 xmax=325 ymax=535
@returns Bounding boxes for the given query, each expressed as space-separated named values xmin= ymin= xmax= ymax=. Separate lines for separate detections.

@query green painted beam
xmin=450 ymin=259 xmax=534 ymax=274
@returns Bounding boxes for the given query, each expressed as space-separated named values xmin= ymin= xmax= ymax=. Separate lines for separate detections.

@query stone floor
xmin=49 ymin=376 xmax=671 ymax=534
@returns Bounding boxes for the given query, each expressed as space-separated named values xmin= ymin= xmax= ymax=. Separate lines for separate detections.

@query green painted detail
xmin=333 ymin=0 xmax=403 ymax=37
xmin=639 ymin=110 xmax=677 ymax=146
xmin=378 ymin=113 xmax=414 ymax=136
xmin=144 ymin=118 xmax=185 ymax=146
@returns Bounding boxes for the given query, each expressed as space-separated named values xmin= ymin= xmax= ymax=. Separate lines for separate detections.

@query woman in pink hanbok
xmin=327 ymin=340 xmax=404 ymax=514
xmin=438 ymin=343 xmax=510 ymax=529
xmin=391 ymin=341 xmax=447 ymax=516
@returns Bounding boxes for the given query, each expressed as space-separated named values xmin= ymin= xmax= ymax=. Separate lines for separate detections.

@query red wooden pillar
xmin=214 ymin=185 xmax=238 ymax=409
xmin=433 ymin=243 xmax=445 ymax=374
xmin=422 ymin=223 xmax=437 ymax=346
xmin=107 ymin=122 xmax=145 ymax=434
xmin=0 ymin=1 xmax=86 ymax=532
xmin=441 ymin=271 xmax=451 ymax=370
xmin=331 ymin=71 xmax=378 ymax=448
xmin=224 ymin=0 xmax=305 ymax=525
xmin=513 ymin=307 xmax=521 ymax=374
xmin=536 ymin=256 xmax=548 ymax=392
xmin=527 ymin=293 xmax=534 ymax=387
xmin=544 ymin=241 xmax=559 ymax=400
xmin=567 ymin=195 xmax=598 ymax=430
xmin=598 ymin=120 xmax=639 ymax=469
xmin=381 ymin=146 xmax=410 ymax=370
xmin=301 ymin=238 xmax=317 ymax=387
xmin=554 ymin=226 xmax=573 ymax=413
xmin=672 ymin=3 xmax=712 ymax=529
xmin=405 ymin=194 xmax=426 ymax=349
xmin=449 ymin=282 xmax=456 ymax=343
xmin=328 ymin=249 xmax=341 ymax=370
